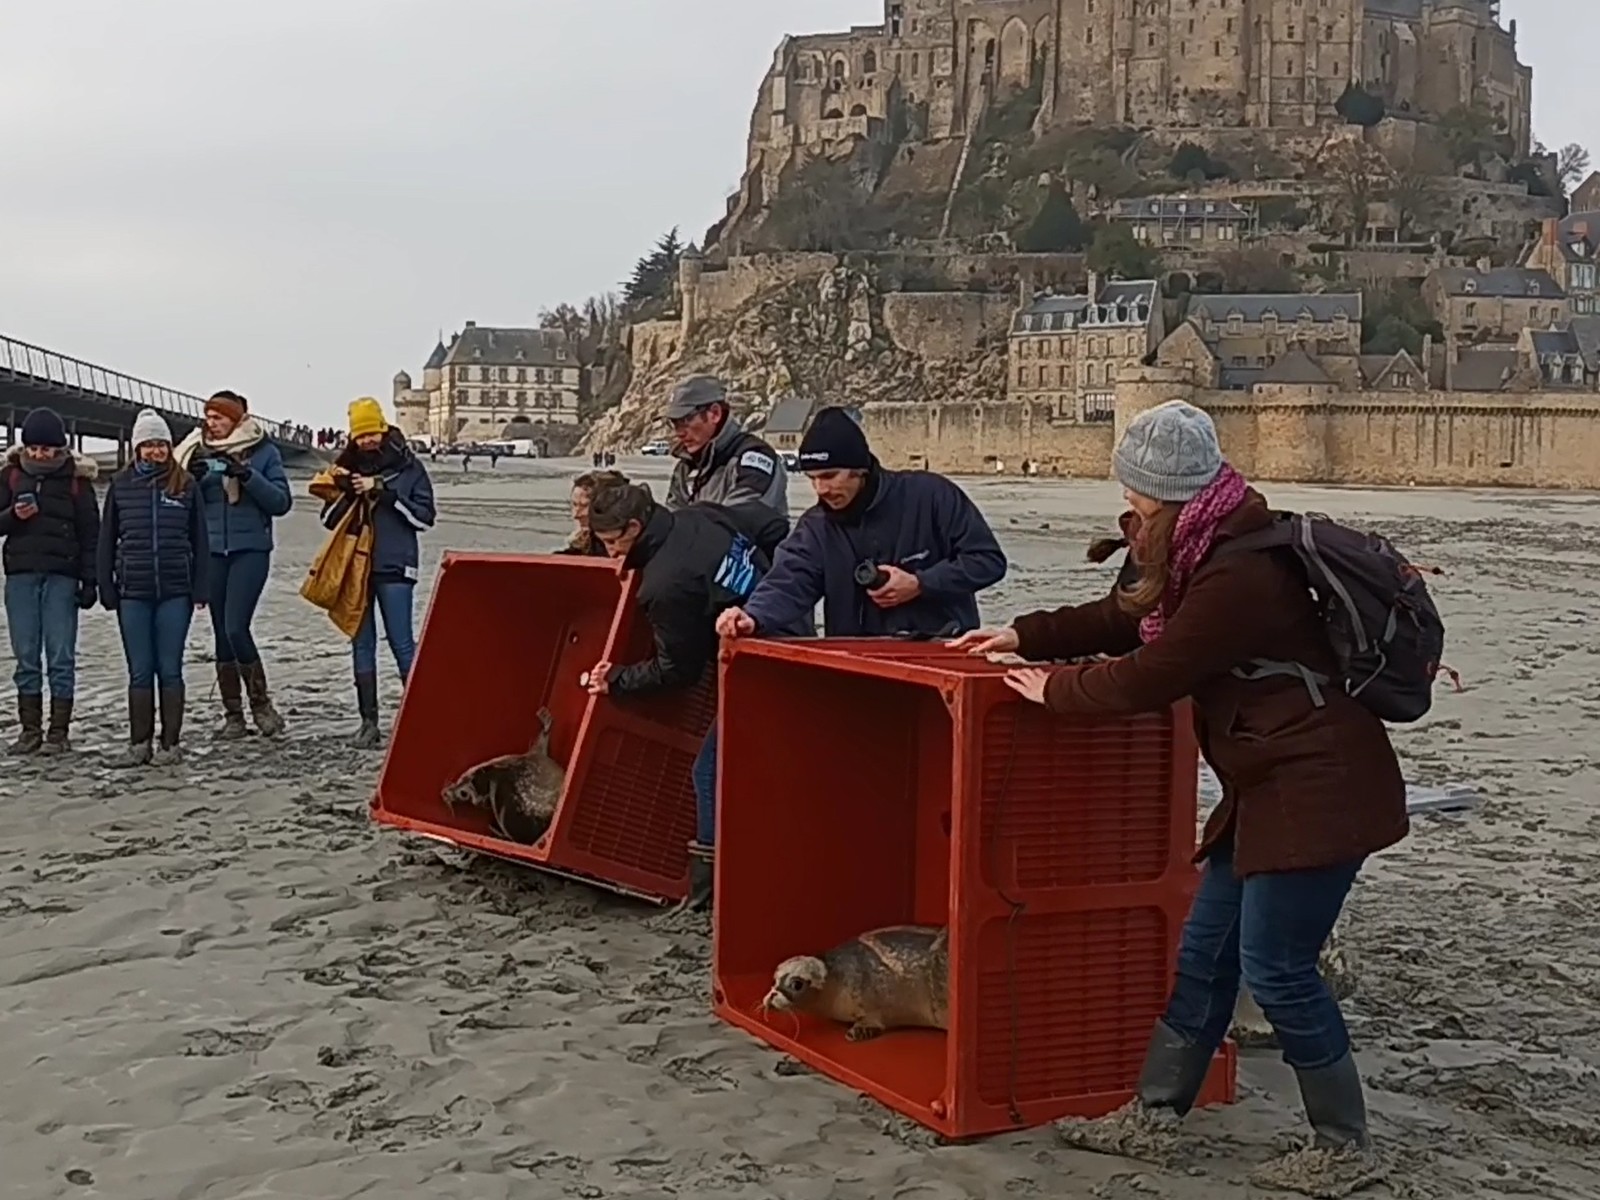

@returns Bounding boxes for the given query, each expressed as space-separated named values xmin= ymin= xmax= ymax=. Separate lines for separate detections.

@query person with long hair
xmin=175 ymin=389 xmax=293 ymax=739
xmin=320 ymin=398 xmax=436 ymax=748
xmin=954 ymin=400 xmax=1407 ymax=1195
xmin=558 ymin=469 xmax=628 ymax=556
xmin=97 ymin=410 xmax=210 ymax=767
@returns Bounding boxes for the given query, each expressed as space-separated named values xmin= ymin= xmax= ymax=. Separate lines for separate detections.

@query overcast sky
xmin=0 ymin=0 xmax=1588 ymax=427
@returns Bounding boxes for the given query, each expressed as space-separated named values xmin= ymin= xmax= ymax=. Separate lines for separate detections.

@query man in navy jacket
xmin=717 ymin=407 xmax=1006 ymax=641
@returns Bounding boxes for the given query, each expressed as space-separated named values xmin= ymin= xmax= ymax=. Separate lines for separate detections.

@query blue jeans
xmin=5 ymin=573 xmax=80 ymax=698
xmin=118 ymin=597 xmax=194 ymax=690
xmin=208 ymin=550 xmax=270 ymax=665
xmin=352 ymin=579 xmax=416 ymax=680
xmin=1163 ymin=840 xmax=1363 ymax=1070
xmin=692 ymin=721 xmax=718 ymax=846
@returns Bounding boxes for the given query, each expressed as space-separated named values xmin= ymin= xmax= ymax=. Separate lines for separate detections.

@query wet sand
xmin=2 ymin=457 xmax=1597 ymax=1200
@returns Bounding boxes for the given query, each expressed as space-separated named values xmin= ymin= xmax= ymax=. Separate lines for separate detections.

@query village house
xmin=1008 ymin=274 xmax=1162 ymax=423
xmin=394 ymin=323 xmax=582 ymax=444
xmin=762 ymin=395 xmax=818 ymax=451
xmin=1571 ymin=172 xmax=1600 ymax=216
xmin=1109 ymin=197 xmax=1254 ymax=250
xmin=1523 ymin=317 xmax=1600 ymax=391
xmin=1155 ymin=293 xmax=1364 ymax=391
xmin=1522 ymin=216 xmax=1600 ymax=317
xmin=1422 ymin=266 xmax=1568 ymax=346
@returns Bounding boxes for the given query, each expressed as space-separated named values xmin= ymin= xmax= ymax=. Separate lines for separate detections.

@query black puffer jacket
xmin=97 ymin=466 xmax=210 ymax=607
xmin=0 ymin=448 xmax=100 ymax=580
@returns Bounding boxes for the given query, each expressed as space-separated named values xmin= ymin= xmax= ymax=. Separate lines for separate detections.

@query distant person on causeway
xmin=716 ymin=406 xmax=1006 ymax=641
xmin=663 ymin=375 xmax=788 ymax=531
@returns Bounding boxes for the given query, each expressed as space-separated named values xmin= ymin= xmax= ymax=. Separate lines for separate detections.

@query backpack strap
xmin=1215 ymin=515 xmax=1331 ymax=708
xmin=1230 ymin=658 xmax=1330 ymax=708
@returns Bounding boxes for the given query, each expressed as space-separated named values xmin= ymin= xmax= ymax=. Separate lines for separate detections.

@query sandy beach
xmin=2 ymin=456 xmax=1597 ymax=1200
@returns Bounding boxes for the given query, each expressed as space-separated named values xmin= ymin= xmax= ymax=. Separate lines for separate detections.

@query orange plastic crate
xmin=370 ymin=552 xmax=715 ymax=902
xmin=713 ymin=638 xmax=1235 ymax=1138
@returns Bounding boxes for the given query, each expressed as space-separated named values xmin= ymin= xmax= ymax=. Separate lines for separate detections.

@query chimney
xmin=1422 ymin=333 xmax=1433 ymax=375
xmin=1018 ymin=268 xmax=1035 ymax=310
xmin=1543 ymin=217 xmax=1559 ymax=249
xmin=464 ymin=320 xmax=477 ymax=329
xmin=1476 ymin=256 xmax=1492 ymax=273
xmin=1086 ymin=269 xmax=1102 ymax=299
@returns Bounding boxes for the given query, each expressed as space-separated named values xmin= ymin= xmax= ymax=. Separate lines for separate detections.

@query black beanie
xmin=20 ymin=408 xmax=68 ymax=449
xmin=797 ymin=406 xmax=871 ymax=471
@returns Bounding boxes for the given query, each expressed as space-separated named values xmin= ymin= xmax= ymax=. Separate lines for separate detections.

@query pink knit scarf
xmin=1138 ymin=463 xmax=1249 ymax=644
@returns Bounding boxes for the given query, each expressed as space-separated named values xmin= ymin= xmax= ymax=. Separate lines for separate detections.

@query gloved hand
xmin=77 ymin=580 xmax=97 ymax=610
xmin=187 ymin=456 xmax=209 ymax=480
xmin=223 ymin=459 xmax=252 ymax=480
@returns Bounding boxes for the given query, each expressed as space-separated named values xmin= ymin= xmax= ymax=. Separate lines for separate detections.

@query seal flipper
xmin=847 ymin=1019 xmax=885 ymax=1042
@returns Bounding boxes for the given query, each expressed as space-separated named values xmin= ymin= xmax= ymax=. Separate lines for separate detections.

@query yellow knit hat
xmin=348 ymin=397 xmax=389 ymax=438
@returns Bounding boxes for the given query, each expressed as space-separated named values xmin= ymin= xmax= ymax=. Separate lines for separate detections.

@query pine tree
xmin=1018 ymin=182 xmax=1087 ymax=253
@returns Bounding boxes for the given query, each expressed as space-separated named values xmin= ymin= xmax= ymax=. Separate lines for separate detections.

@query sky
xmin=0 ymin=0 xmax=1589 ymax=428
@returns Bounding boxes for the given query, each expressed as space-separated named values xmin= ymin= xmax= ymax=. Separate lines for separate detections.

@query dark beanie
xmin=797 ymin=406 xmax=871 ymax=471
xmin=20 ymin=408 xmax=68 ymax=449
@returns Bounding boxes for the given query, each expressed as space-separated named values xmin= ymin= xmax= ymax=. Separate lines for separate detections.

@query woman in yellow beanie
xmin=318 ymin=397 xmax=436 ymax=748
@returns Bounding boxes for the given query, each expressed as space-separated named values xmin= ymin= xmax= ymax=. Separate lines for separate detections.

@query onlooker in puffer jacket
xmin=0 ymin=407 xmax=100 ymax=754
xmin=318 ymin=398 xmax=436 ymax=749
xmin=956 ymin=400 xmax=1407 ymax=1192
xmin=175 ymin=389 xmax=293 ymax=739
xmin=97 ymin=410 xmax=211 ymax=768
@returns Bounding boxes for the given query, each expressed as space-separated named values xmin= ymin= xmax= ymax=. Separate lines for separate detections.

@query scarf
xmin=337 ymin=428 xmax=411 ymax=479
xmin=175 ymin=417 xmax=267 ymax=505
xmin=1138 ymin=463 xmax=1249 ymax=645
xmin=18 ymin=453 xmax=71 ymax=481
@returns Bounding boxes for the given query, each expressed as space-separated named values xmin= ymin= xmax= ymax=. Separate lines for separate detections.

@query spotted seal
xmin=441 ymin=707 xmax=565 ymax=844
xmin=762 ymin=925 xmax=948 ymax=1042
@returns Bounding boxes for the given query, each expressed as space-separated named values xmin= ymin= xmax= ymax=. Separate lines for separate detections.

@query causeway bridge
xmin=0 ymin=333 xmax=316 ymax=462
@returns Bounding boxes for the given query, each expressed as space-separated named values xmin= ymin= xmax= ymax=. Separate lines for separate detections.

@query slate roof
xmin=1571 ymin=315 xmax=1600 ymax=371
xmin=1367 ymin=0 xmax=1423 ymax=18
xmin=1110 ymin=196 xmax=1251 ymax=222
xmin=1548 ymin=214 xmax=1598 ymax=266
xmin=1014 ymin=280 xmax=1159 ymax=333
xmin=443 ymin=326 xmax=573 ymax=367
xmin=1451 ymin=349 xmax=1520 ymax=392
xmin=765 ymin=394 xmax=817 ymax=435
xmin=1358 ymin=351 xmax=1424 ymax=388
xmin=425 ymin=338 xmax=450 ymax=370
xmin=1430 ymin=267 xmax=1565 ymax=299
xmin=1219 ymin=366 xmax=1263 ymax=391
xmin=1255 ymin=348 xmax=1332 ymax=385
xmin=1188 ymin=293 xmax=1363 ymax=325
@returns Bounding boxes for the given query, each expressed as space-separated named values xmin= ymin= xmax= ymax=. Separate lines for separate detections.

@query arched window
xmin=863 ymin=49 xmax=877 ymax=75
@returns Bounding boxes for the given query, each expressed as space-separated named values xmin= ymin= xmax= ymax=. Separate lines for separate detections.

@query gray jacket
xmin=665 ymin=417 xmax=788 ymax=518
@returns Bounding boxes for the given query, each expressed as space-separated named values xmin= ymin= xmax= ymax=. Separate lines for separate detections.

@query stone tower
xmin=679 ymin=243 xmax=704 ymax=339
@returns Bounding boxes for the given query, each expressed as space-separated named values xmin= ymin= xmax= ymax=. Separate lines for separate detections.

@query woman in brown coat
xmin=956 ymin=400 xmax=1407 ymax=1191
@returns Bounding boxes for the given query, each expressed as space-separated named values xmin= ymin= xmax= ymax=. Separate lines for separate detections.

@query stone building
xmin=1110 ymin=197 xmax=1254 ymax=250
xmin=1155 ymin=292 xmax=1364 ymax=390
xmin=1522 ymin=215 xmax=1599 ymax=316
xmin=393 ymin=323 xmax=581 ymax=444
xmin=1572 ymin=172 xmax=1600 ymax=216
xmin=1008 ymin=275 xmax=1162 ymax=422
xmin=1422 ymin=266 xmax=1568 ymax=345
xmin=743 ymin=0 xmax=1533 ymax=185
xmin=763 ymin=395 xmax=819 ymax=451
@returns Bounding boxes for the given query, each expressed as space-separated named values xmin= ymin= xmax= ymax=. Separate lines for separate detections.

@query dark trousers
xmin=1162 ymin=839 xmax=1363 ymax=1070
xmin=691 ymin=721 xmax=718 ymax=846
xmin=207 ymin=550 xmax=270 ymax=665
xmin=118 ymin=597 xmax=194 ymax=690
xmin=5 ymin=573 xmax=79 ymax=698
xmin=352 ymin=579 xmax=416 ymax=680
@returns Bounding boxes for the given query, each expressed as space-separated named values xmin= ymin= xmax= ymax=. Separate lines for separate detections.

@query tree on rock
xmin=624 ymin=229 xmax=683 ymax=308
xmin=1087 ymin=223 xmax=1159 ymax=279
xmin=1335 ymin=83 xmax=1386 ymax=128
xmin=1018 ymin=181 xmax=1087 ymax=252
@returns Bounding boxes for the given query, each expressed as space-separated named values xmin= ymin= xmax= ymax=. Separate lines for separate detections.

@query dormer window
xmin=1463 ymin=280 xmax=1477 ymax=294
xmin=1527 ymin=279 xmax=1543 ymax=295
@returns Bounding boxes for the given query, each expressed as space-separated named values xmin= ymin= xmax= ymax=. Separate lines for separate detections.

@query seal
xmin=761 ymin=925 xmax=948 ymax=1042
xmin=441 ymin=707 xmax=565 ymax=844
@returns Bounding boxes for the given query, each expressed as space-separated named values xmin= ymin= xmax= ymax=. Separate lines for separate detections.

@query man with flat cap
xmin=663 ymin=375 xmax=788 ymax=526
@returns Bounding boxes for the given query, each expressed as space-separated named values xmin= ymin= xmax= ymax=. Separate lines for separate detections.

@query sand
xmin=2 ymin=456 xmax=1598 ymax=1200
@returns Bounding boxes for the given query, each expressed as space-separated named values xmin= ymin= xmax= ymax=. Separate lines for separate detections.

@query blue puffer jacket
xmin=97 ymin=465 xmax=211 ymax=607
xmin=191 ymin=438 xmax=293 ymax=554
xmin=321 ymin=433 xmax=436 ymax=581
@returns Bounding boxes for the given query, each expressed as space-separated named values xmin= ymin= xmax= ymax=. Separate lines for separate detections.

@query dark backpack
xmin=1215 ymin=511 xmax=1451 ymax=724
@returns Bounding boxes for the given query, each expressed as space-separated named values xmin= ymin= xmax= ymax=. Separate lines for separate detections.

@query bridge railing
xmin=0 ymin=333 xmax=310 ymax=446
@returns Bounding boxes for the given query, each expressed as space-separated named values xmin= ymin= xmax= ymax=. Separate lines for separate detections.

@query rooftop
xmin=765 ymin=394 xmax=817 ymax=436
xmin=1110 ymin=197 xmax=1251 ymax=222
xmin=1188 ymin=292 xmax=1363 ymax=326
xmin=1429 ymin=267 xmax=1565 ymax=300
xmin=1013 ymin=279 xmax=1158 ymax=333
xmin=442 ymin=324 xmax=573 ymax=368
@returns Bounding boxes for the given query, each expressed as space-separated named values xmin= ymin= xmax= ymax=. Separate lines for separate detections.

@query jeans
xmin=5 ymin=573 xmax=80 ymax=698
xmin=208 ymin=550 xmax=270 ymax=665
xmin=691 ymin=721 xmax=719 ymax=846
xmin=118 ymin=597 xmax=195 ymax=690
xmin=352 ymin=579 xmax=416 ymax=680
xmin=1162 ymin=839 xmax=1363 ymax=1070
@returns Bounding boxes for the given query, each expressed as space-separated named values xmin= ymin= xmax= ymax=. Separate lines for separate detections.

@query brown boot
xmin=152 ymin=686 xmax=186 ymax=766
xmin=215 ymin=663 xmax=249 ymax=740
xmin=39 ymin=698 xmax=74 ymax=755
xmin=9 ymin=694 xmax=44 ymax=755
xmin=241 ymin=661 xmax=286 ymax=738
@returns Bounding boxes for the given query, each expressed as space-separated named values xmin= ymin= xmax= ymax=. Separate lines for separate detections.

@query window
xmin=479 ymin=367 xmax=492 ymax=382
xmin=515 ymin=390 xmax=527 ymax=404
xmin=497 ymin=367 xmax=508 ymax=382
xmin=863 ymin=50 xmax=877 ymax=75
xmin=516 ymin=367 xmax=526 ymax=382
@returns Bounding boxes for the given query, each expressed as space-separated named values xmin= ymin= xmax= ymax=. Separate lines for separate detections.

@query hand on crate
xmin=949 ymin=627 xmax=1019 ymax=656
xmin=866 ymin=565 xmax=921 ymax=609
xmin=582 ymin=661 xmax=612 ymax=695
xmin=716 ymin=608 xmax=756 ymax=639
xmin=1004 ymin=667 xmax=1051 ymax=705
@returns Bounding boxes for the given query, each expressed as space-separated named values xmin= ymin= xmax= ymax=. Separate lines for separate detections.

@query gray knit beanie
xmin=1112 ymin=400 xmax=1222 ymax=502
xmin=131 ymin=409 xmax=173 ymax=447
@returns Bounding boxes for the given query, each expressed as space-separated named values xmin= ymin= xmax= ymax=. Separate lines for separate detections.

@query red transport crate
xmin=370 ymin=552 xmax=716 ymax=902
xmin=713 ymin=638 xmax=1235 ymax=1139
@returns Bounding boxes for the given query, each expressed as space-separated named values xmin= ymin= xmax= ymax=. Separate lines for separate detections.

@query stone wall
xmin=865 ymin=387 xmax=1600 ymax=489
xmin=692 ymin=253 xmax=839 ymax=322
xmin=880 ymin=292 xmax=1014 ymax=360
xmin=628 ymin=320 xmax=685 ymax=374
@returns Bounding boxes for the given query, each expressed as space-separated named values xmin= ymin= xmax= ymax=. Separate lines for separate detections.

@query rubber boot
xmin=152 ymin=686 xmax=186 ymax=766
xmin=681 ymin=841 xmax=714 ymax=913
xmin=215 ymin=663 xmax=249 ymax=740
xmin=242 ymin=661 xmax=286 ymax=738
xmin=40 ymin=698 xmax=74 ymax=755
xmin=8 ymin=694 xmax=44 ymax=755
xmin=351 ymin=673 xmax=381 ymax=750
xmin=114 ymin=689 xmax=156 ymax=768
xmin=1054 ymin=1021 xmax=1215 ymax=1161
xmin=1250 ymin=1054 xmax=1385 ymax=1196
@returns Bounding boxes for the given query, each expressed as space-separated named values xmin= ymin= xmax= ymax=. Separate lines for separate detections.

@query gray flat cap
xmin=664 ymin=375 xmax=727 ymax=420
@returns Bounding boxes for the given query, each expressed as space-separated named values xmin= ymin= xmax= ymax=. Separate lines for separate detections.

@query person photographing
xmin=716 ymin=406 xmax=1006 ymax=641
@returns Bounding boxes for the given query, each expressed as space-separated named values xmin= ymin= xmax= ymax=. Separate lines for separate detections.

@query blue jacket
xmin=742 ymin=468 xmax=1007 ymax=638
xmin=321 ymin=449 xmax=436 ymax=581
xmin=97 ymin=467 xmax=210 ymax=607
xmin=192 ymin=438 xmax=293 ymax=554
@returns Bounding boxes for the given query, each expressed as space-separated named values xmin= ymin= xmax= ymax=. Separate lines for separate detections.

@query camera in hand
xmin=854 ymin=561 xmax=889 ymax=590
